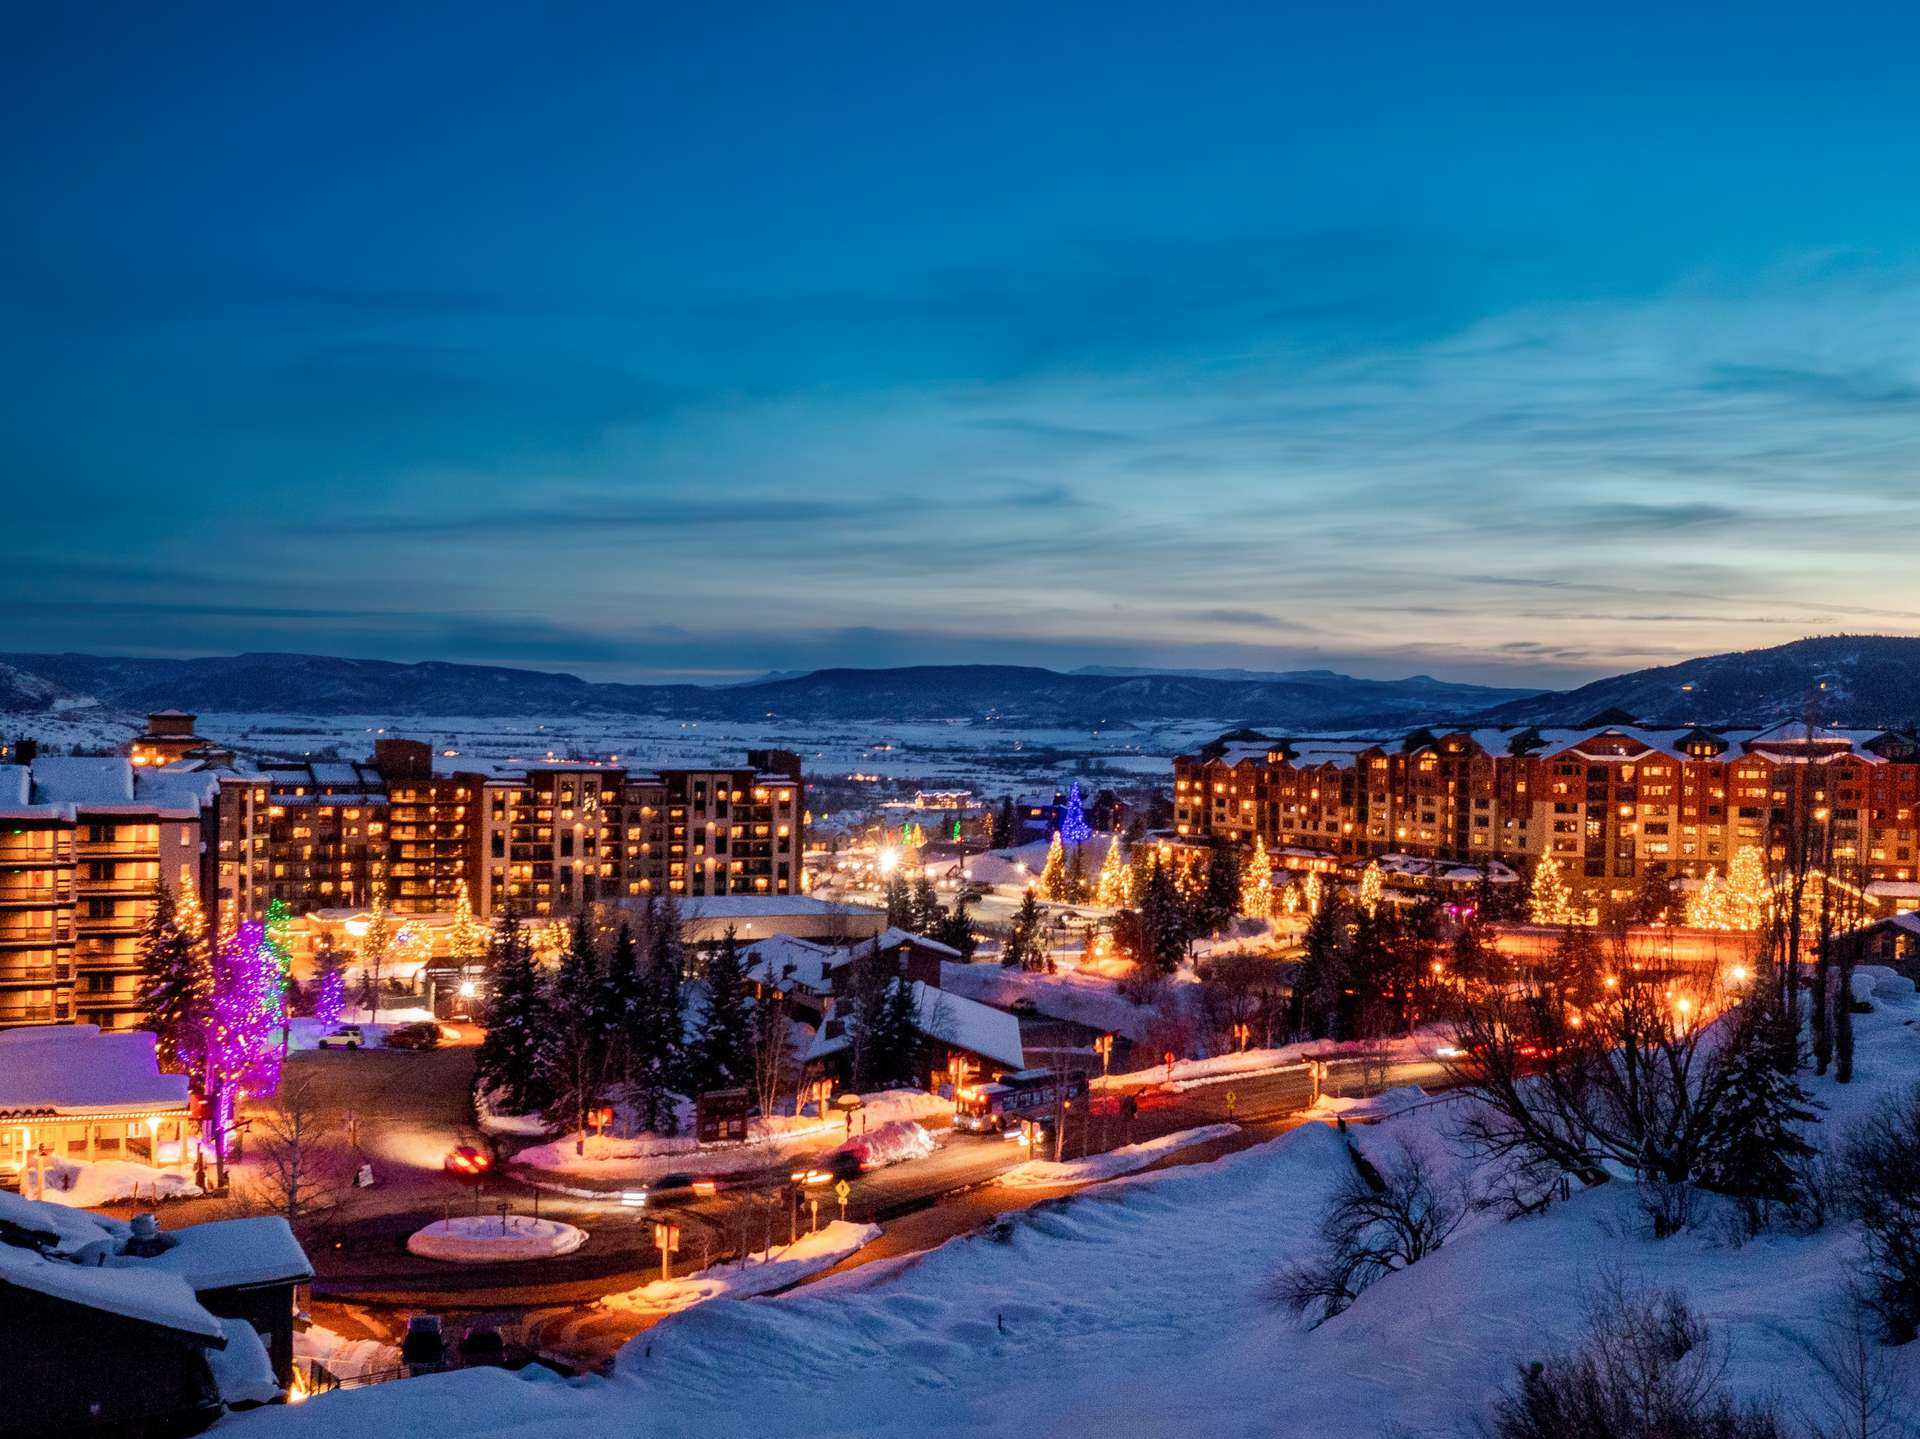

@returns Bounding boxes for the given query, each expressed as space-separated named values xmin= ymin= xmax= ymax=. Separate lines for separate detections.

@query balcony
xmin=0 ymin=961 xmax=73 ymax=986
xmin=0 ymin=879 xmax=74 ymax=907
xmin=0 ymin=922 xmax=71 ymax=948
xmin=0 ymin=1002 xmax=68 ymax=1026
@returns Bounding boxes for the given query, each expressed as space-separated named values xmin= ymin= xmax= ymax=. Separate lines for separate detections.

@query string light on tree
xmin=1527 ymin=854 xmax=1579 ymax=926
xmin=1039 ymin=831 xmax=1067 ymax=901
xmin=1724 ymin=846 xmax=1769 ymax=931
xmin=1095 ymin=837 xmax=1132 ymax=908
xmin=449 ymin=877 xmax=491 ymax=961
xmin=1302 ymin=871 xmax=1322 ymax=917
xmin=1060 ymin=781 xmax=1093 ymax=846
xmin=1358 ymin=860 xmax=1383 ymax=917
xmin=1240 ymin=835 xmax=1273 ymax=919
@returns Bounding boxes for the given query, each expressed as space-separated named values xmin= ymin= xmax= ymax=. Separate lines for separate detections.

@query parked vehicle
xmin=384 ymin=1021 xmax=443 ymax=1050
xmin=315 ymin=1024 xmax=364 ymax=1050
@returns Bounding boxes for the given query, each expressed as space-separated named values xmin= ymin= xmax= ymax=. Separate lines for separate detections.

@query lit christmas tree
xmin=203 ymin=921 xmax=285 ymax=1145
xmin=1302 ymin=871 xmax=1323 ymax=917
xmin=1358 ymin=860 xmax=1384 ymax=917
xmin=1095 ymin=837 xmax=1132 ymax=907
xmin=1060 ymin=781 xmax=1093 ymax=845
xmin=357 ymin=873 xmax=394 ymax=1021
xmin=1685 ymin=866 xmax=1730 ymax=928
xmin=1281 ymin=882 xmax=1301 ymax=917
xmin=1240 ymin=836 xmax=1273 ymax=918
xmin=449 ymin=878 xmax=491 ymax=961
xmin=1527 ymin=854 xmax=1578 ymax=926
xmin=312 ymin=963 xmax=346 ymax=1030
xmin=1039 ymin=831 xmax=1067 ymax=900
xmin=1724 ymin=846 xmax=1770 ymax=931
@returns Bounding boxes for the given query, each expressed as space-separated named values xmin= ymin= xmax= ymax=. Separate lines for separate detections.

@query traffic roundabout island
xmin=406 ymin=1214 xmax=589 ymax=1263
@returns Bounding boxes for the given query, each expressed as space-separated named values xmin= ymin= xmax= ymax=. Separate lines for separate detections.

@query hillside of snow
xmin=230 ymin=971 xmax=1920 ymax=1438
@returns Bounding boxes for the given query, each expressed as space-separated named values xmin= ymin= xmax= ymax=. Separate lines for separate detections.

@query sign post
xmin=653 ymin=1220 xmax=680 ymax=1283
xmin=834 ymin=1179 xmax=850 ymax=1222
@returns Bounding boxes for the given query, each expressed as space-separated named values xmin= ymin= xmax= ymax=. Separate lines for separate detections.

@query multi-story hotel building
xmin=0 ymin=758 xmax=219 ymax=1030
xmin=480 ymin=753 xmax=803 ymax=918
xmin=1174 ymin=721 xmax=1920 ymax=905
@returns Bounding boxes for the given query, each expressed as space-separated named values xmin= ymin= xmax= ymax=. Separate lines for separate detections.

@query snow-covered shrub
xmin=1487 ymin=1274 xmax=1784 ymax=1439
xmin=1275 ymin=1137 xmax=1464 ymax=1327
xmin=1836 ymin=1083 xmax=1920 ymax=1343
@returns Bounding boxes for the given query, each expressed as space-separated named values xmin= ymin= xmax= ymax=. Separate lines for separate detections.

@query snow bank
xmin=405 ymin=1215 xmax=588 ymax=1264
xmin=28 ymin=1157 xmax=202 ymax=1207
xmin=294 ymin=1324 xmax=400 ymax=1385
xmin=997 ymin=1123 xmax=1238 ymax=1188
xmin=475 ymin=1085 xmax=554 ymax=1138
xmin=837 ymin=1120 xmax=935 ymax=1170
xmin=210 ymin=1317 xmax=282 ymax=1406
xmin=223 ymin=964 xmax=1920 ymax=1439
xmin=1098 ymin=1028 xmax=1441 ymax=1093
xmin=514 ymin=1090 xmax=950 ymax=1183
xmin=1306 ymin=1084 xmax=1430 ymax=1120
xmin=938 ymin=962 xmax=1164 ymax=1041
xmin=598 ymin=1221 xmax=880 ymax=1316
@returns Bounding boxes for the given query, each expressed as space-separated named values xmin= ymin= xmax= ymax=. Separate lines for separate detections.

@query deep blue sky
xmin=7 ymin=2 xmax=1920 ymax=687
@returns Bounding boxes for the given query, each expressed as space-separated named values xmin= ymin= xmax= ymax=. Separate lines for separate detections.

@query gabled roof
xmin=0 ymin=1027 xmax=192 ymax=1118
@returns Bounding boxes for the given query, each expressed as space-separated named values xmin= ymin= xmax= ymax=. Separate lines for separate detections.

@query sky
xmin=6 ymin=2 xmax=1920 ymax=690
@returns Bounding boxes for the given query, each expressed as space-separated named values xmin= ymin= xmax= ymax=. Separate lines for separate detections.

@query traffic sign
xmin=833 ymin=1179 xmax=851 ymax=1202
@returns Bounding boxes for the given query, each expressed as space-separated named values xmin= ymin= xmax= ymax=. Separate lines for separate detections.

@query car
xmin=444 ymin=1145 xmax=492 ymax=1177
xmin=384 ymin=1021 xmax=443 ymax=1051
xmin=315 ymin=1024 xmax=364 ymax=1050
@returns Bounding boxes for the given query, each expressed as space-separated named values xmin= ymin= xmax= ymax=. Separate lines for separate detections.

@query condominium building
xmin=1174 ymin=721 xmax=1920 ymax=906
xmin=0 ymin=758 xmax=218 ymax=1030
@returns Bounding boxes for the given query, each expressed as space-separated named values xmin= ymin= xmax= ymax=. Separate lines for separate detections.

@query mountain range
xmin=2 ymin=635 xmax=1917 ymax=732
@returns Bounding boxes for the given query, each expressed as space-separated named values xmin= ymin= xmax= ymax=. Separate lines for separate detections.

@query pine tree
xmin=1358 ymin=861 xmax=1384 ymax=917
xmin=1527 ymin=854 xmax=1577 ymax=926
xmin=1697 ymin=995 xmax=1818 ymax=1207
xmin=1004 ymin=889 xmax=1046 ymax=970
xmin=1724 ymin=846 xmax=1770 ymax=931
xmin=448 ymin=878 xmax=490 ymax=961
xmin=357 ymin=874 xmax=394 ymax=1022
xmin=630 ymin=901 xmax=687 ymax=1133
xmin=1064 ymin=842 xmax=1089 ymax=903
xmin=878 ymin=973 xmax=924 ymax=1088
xmin=1138 ymin=859 xmax=1188 ymax=974
xmin=1295 ymin=893 xmax=1345 ymax=1038
xmin=910 ymin=874 xmax=942 ymax=935
xmin=138 ymin=879 xmax=202 ymax=1072
xmin=1240 ymin=836 xmax=1273 ymax=918
xmin=1302 ymin=871 xmax=1323 ymax=917
xmin=475 ymin=908 xmax=553 ymax=1114
xmin=1039 ymin=832 xmax=1067 ymax=900
xmin=992 ymin=796 xmax=1015 ymax=849
xmin=1095 ymin=838 xmax=1132 ymax=908
xmin=933 ymin=893 xmax=978 ymax=960
xmin=883 ymin=873 xmax=914 ymax=929
xmin=311 ymin=945 xmax=347 ymax=1029
xmin=693 ymin=927 xmax=755 ymax=1092
xmin=595 ymin=921 xmax=645 ymax=1089
xmin=1060 ymin=781 xmax=1092 ymax=845
xmin=1685 ymin=866 xmax=1729 ymax=928
xmin=1195 ymin=846 xmax=1242 ymax=936
xmin=546 ymin=914 xmax=606 ymax=1135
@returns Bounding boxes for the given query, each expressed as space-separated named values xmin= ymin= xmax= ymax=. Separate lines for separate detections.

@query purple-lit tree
xmin=202 ymin=921 xmax=286 ymax=1179
xmin=1060 ymin=780 xmax=1093 ymax=845
xmin=312 ymin=964 xmax=346 ymax=1030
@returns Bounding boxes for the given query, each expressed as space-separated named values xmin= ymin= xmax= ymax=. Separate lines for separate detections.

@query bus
xmin=954 ymin=1068 xmax=1089 ymax=1134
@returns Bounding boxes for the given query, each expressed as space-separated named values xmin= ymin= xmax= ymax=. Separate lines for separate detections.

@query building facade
xmin=1174 ymin=722 xmax=1920 ymax=907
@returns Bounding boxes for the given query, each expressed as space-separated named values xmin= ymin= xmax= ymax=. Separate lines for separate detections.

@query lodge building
xmin=1174 ymin=720 xmax=1920 ymax=905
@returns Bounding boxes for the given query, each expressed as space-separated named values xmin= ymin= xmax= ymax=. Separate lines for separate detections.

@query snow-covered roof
xmin=0 ymin=764 xmax=27 ymax=808
xmin=743 ymin=935 xmax=843 ymax=994
xmin=135 ymin=766 xmax=221 ymax=816
xmin=0 ymin=1026 xmax=192 ymax=1118
xmin=30 ymin=756 xmax=135 ymax=806
xmin=810 ymin=983 xmax=1024 ymax=1071
xmin=870 ymin=926 xmax=962 ymax=958
xmin=146 ymin=1216 xmax=314 ymax=1290
xmin=308 ymin=762 xmax=366 ymax=786
xmin=0 ymin=1232 xmax=223 ymax=1339
xmin=1867 ymin=880 xmax=1920 ymax=902
xmin=677 ymin=895 xmax=882 ymax=920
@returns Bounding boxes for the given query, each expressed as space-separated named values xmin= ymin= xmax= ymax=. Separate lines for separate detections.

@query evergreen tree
xmin=138 ymin=879 xmax=202 ymax=1072
xmin=1060 ymin=780 xmax=1093 ymax=845
xmin=630 ymin=900 xmax=687 ymax=1132
xmin=1294 ymin=893 xmax=1346 ymax=1038
xmin=310 ymin=945 xmax=347 ymax=1028
xmin=1003 ymin=889 xmax=1046 ymax=971
xmin=1527 ymin=854 xmax=1577 ymax=927
xmin=1095 ymin=838 xmax=1132 ymax=908
xmin=1039 ymin=831 xmax=1067 ymax=900
xmin=475 ymin=908 xmax=553 ymax=1114
xmin=546 ymin=914 xmax=606 ymax=1135
xmin=1697 ymin=995 xmax=1818 ymax=1208
xmin=877 ymin=973 xmax=924 ymax=1088
xmin=1194 ymin=846 xmax=1242 ymax=937
xmin=991 ymin=795 xmax=1015 ymax=849
xmin=1239 ymin=836 xmax=1273 ymax=918
xmin=693 ymin=927 xmax=755 ymax=1092
xmin=357 ymin=874 xmax=394 ymax=1023
xmin=1138 ymin=859 xmax=1188 ymax=974
xmin=910 ymin=874 xmax=942 ymax=935
xmin=933 ymin=893 xmax=978 ymax=960
xmin=844 ymin=941 xmax=900 ymax=1090
xmin=1064 ymin=842 xmax=1089 ymax=903
xmin=594 ymin=921 xmax=645 ymax=1089
xmin=883 ymin=873 xmax=914 ymax=929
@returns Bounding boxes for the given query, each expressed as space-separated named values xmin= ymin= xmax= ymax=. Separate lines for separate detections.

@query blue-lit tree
xmin=1060 ymin=780 xmax=1092 ymax=845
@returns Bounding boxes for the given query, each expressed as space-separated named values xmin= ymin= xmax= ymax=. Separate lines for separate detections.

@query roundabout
xmin=406 ymin=1214 xmax=590 ymax=1264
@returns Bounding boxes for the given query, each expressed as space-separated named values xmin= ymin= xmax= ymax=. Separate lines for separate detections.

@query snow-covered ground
xmin=596 ymin=1221 xmax=880 ymax=1317
xmin=225 ymin=967 xmax=1920 ymax=1439
xmin=512 ymin=1090 xmax=951 ymax=1184
xmin=996 ymin=1123 xmax=1238 ymax=1189
xmin=405 ymin=1215 xmax=588 ymax=1263
xmin=939 ymin=961 xmax=1179 ymax=1043
xmin=25 ymin=1156 xmax=203 ymax=1207
xmin=1306 ymin=1084 xmax=1432 ymax=1120
xmin=295 ymin=1324 xmax=401 ymax=1385
xmin=286 ymin=1009 xmax=438 ymax=1052
xmin=1097 ymin=1028 xmax=1446 ymax=1093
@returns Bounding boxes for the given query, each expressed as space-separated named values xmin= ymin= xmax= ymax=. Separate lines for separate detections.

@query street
xmin=234 ymin=1043 xmax=1452 ymax=1371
